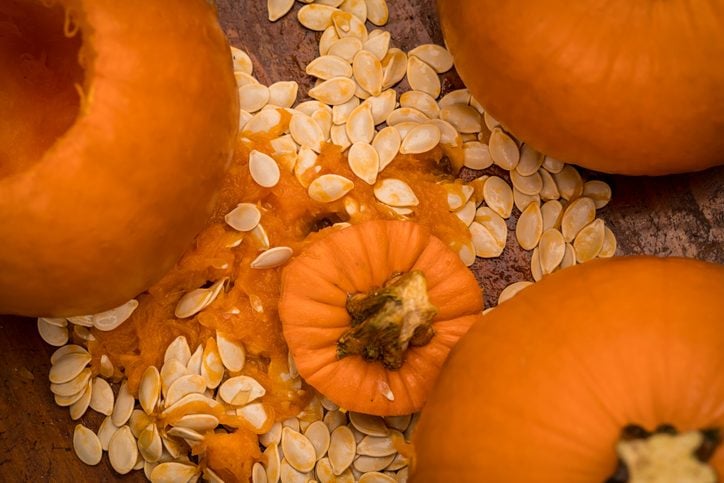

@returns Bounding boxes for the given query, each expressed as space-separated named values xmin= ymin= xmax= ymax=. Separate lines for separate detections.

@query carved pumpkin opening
xmin=0 ymin=0 xmax=85 ymax=178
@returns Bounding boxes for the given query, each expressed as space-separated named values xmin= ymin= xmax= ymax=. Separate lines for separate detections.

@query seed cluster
xmin=35 ymin=0 xmax=619 ymax=481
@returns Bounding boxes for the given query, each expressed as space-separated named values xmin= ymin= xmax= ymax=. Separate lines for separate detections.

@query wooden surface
xmin=0 ymin=0 xmax=722 ymax=481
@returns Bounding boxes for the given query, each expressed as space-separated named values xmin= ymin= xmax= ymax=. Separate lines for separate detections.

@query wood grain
xmin=0 ymin=0 xmax=722 ymax=480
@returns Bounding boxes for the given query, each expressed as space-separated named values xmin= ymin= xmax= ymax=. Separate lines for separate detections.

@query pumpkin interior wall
xmin=0 ymin=0 xmax=83 ymax=179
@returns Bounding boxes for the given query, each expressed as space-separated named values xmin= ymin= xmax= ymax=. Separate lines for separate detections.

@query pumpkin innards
xmin=19 ymin=1 xmax=721 ymax=483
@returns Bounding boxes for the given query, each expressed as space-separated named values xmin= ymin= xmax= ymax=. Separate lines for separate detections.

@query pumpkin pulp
xmin=0 ymin=0 xmax=83 ymax=178
xmin=338 ymin=270 xmax=438 ymax=370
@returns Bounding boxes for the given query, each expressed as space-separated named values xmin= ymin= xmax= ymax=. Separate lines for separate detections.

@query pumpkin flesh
xmin=0 ymin=0 xmax=239 ymax=316
xmin=411 ymin=256 xmax=724 ymax=481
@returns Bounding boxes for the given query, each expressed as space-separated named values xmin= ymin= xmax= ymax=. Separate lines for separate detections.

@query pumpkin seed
xmin=150 ymin=462 xmax=199 ymax=483
xmin=489 ymin=128 xmax=520 ymax=170
xmin=72 ymin=325 xmax=95 ymax=342
xmin=474 ymin=206 xmax=508 ymax=249
xmin=282 ymin=427 xmax=317 ymax=472
xmin=249 ymin=150 xmax=281 ymax=188
xmin=111 ymin=381 xmax=135 ymax=426
xmin=138 ymin=423 xmax=163 ymax=463
xmin=513 ymin=188 xmax=540 ymax=212
xmin=225 ymin=203 xmax=262 ymax=232
xmin=244 ymin=109 xmax=283 ymax=135
xmin=54 ymin=383 xmax=87 ymax=408
xmin=99 ymin=354 xmax=114 ymax=379
xmin=386 ymin=452 xmax=409 ymax=471
xmin=129 ymin=409 xmax=153 ymax=438
xmin=312 ymin=107 xmax=333 ymax=141
xmin=372 ymin=126 xmax=401 ymax=172
xmin=498 ymin=281 xmax=534 ymax=305
xmin=363 ymin=30 xmax=390 ymax=60
xmin=454 ymin=200 xmax=477 ymax=226
xmin=307 ymin=55 xmax=353 ymax=81
xmin=329 ymin=426 xmax=356 ymax=474
xmin=236 ymin=402 xmax=270 ymax=432
xmin=316 ymin=457 xmax=336 ymax=483
xmin=73 ymin=424 xmax=102 ymax=466
xmin=583 ymin=180 xmax=612 ymax=209
xmin=406 ymin=56 xmax=440 ymax=98
xmin=166 ymin=426 xmax=204 ymax=443
xmin=308 ymin=174 xmax=355 ymax=202
xmin=186 ymin=345 xmax=203 ymax=376
xmin=387 ymin=107 xmax=429 ymax=126
xmin=230 ymin=47 xmax=253 ymax=75
xmin=324 ymin=410 xmax=348 ymax=433
xmin=264 ymin=443 xmax=281 ymax=483
xmin=160 ymin=359 xmax=188 ymax=398
xmin=574 ymin=219 xmax=605 ymax=263
xmin=164 ymin=336 xmax=191 ymax=366
xmin=538 ymin=167 xmax=560 ymax=201
xmin=356 ymin=432 xmax=398 ymax=457
xmin=365 ymin=0 xmax=388 ymax=25
xmin=239 ymin=84 xmax=270 ymax=113
xmin=252 ymin=462 xmax=268 ymax=483
xmin=319 ymin=26 xmax=340 ymax=56
xmin=440 ymin=104 xmax=481 ymax=134
xmin=250 ymin=223 xmax=271 ymax=250
xmin=515 ymin=145 xmax=543 ymax=176
xmin=201 ymin=338 xmax=224 ymax=389
xmin=160 ymin=393 xmax=219 ymax=419
xmin=510 ymin=170 xmax=543 ymax=196
xmin=97 ymin=415 xmax=120 ymax=451
xmin=216 ymin=332 xmax=246 ymax=372
xmin=333 ymin=97 xmax=360 ymax=125
xmin=303 ymin=420 xmax=331 ymax=460
xmin=348 ymin=412 xmax=388 ymax=437
xmin=463 ymin=141 xmax=492 ymax=170
xmin=165 ymin=374 xmax=206 ymax=408
xmin=92 ymin=299 xmax=138 ymax=332
xmin=328 ymin=37 xmax=364 ymax=62
xmin=174 ymin=278 xmax=226 ymax=319
xmin=309 ymin=76 xmax=357 ymax=106
xmin=483 ymin=110 xmax=500 ymax=132
xmin=295 ymin=147 xmax=320 ymax=187
xmin=397 ymin=466 xmax=410 ymax=483
xmin=469 ymin=95 xmax=485 ymax=114
xmin=267 ymin=0 xmax=294 ymax=21
xmin=37 ymin=318 xmax=69 ymax=347
xmin=391 ymin=122 xmax=418 ymax=140
xmin=332 ymin=10 xmax=368 ymax=41
xmin=173 ymin=414 xmax=219 ymax=433
xmin=408 ymin=44 xmax=453 ymax=73
xmin=219 ymin=375 xmax=266 ymax=406
xmin=469 ymin=221 xmax=504 ymax=258
xmin=353 ymin=50 xmax=383 ymax=97
xmin=346 ymin=103 xmax=375 ymax=143
xmin=541 ymin=200 xmax=564 ymax=231
xmin=516 ymin=202 xmax=543 ymax=250
xmin=298 ymin=4 xmax=338 ymax=30
xmin=280 ymin=459 xmax=311 ymax=483
xmin=353 ymin=454 xmax=395 ymax=473
xmin=108 ymin=426 xmax=137 ymax=475
xmin=561 ymin=196 xmax=596 ymax=242
xmin=50 ymin=344 xmax=86 ymax=364
xmin=542 ymin=155 xmax=565 ymax=173
xmin=553 ymin=165 xmax=584 ymax=201
xmin=444 ymin=183 xmax=474 ymax=211
xmin=296 ymin=101 xmax=331 ymax=117
xmin=400 ymin=123 xmax=440 ymax=154
xmin=203 ymin=467 xmax=225 ymax=483
xmin=268 ymin=81 xmax=298 ymax=108
xmin=50 ymin=352 xmax=91 ymax=384
xmin=599 ymin=226 xmax=617 ymax=258
xmin=331 ymin=125 xmax=351 ymax=150
xmin=340 ymin=0 xmax=367 ymax=22
xmin=49 ymin=366 xmax=89 ymax=397
xmin=363 ymin=89 xmax=396 ymax=125
xmin=89 ymin=377 xmax=114 ymax=416
xmin=399 ymin=90 xmax=439 ymax=119
xmin=373 ymin=179 xmax=419 ymax=207
xmin=438 ymin=89 xmax=470 ymax=109
xmin=236 ymin=72 xmax=259 ymax=88
xmin=381 ymin=48 xmax=407 ymax=89
xmin=482 ymin=176 xmax=514 ymax=219
xmin=349 ymin=141 xmax=380 ymax=184
xmin=530 ymin=247 xmax=543 ymax=282
xmin=539 ymin=229 xmax=566 ymax=274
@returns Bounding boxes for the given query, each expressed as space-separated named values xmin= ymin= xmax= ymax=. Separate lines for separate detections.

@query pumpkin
xmin=437 ymin=0 xmax=724 ymax=175
xmin=411 ymin=256 xmax=724 ymax=481
xmin=0 ymin=0 xmax=238 ymax=316
xmin=278 ymin=220 xmax=484 ymax=416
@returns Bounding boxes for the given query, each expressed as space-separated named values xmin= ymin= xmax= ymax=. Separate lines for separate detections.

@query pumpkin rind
xmin=279 ymin=220 xmax=484 ymax=416
xmin=437 ymin=0 xmax=724 ymax=175
xmin=0 ymin=0 xmax=239 ymax=316
xmin=411 ymin=256 xmax=724 ymax=481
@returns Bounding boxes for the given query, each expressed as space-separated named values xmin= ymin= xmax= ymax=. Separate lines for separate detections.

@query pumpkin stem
xmin=337 ymin=270 xmax=437 ymax=370
xmin=607 ymin=425 xmax=720 ymax=483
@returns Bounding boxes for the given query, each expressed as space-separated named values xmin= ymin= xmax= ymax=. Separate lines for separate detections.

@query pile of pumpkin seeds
xmin=36 ymin=0 xmax=619 ymax=481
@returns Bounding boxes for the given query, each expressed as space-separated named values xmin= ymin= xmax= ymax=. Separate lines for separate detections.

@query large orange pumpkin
xmin=0 ymin=0 xmax=238 ymax=316
xmin=437 ymin=0 xmax=724 ymax=175
xmin=411 ymin=256 xmax=724 ymax=481
xmin=279 ymin=220 xmax=484 ymax=416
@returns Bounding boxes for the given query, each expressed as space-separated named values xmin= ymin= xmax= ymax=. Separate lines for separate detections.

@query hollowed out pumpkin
xmin=412 ymin=256 xmax=724 ymax=481
xmin=0 ymin=0 xmax=239 ymax=316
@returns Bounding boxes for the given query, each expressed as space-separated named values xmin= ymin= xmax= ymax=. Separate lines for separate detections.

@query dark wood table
xmin=1 ymin=0 xmax=722 ymax=480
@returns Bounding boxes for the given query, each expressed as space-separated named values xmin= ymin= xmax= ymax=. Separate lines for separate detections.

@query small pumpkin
xmin=411 ymin=256 xmax=724 ymax=481
xmin=437 ymin=0 xmax=724 ymax=175
xmin=0 ymin=0 xmax=238 ymax=316
xmin=278 ymin=220 xmax=484 ymax=416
